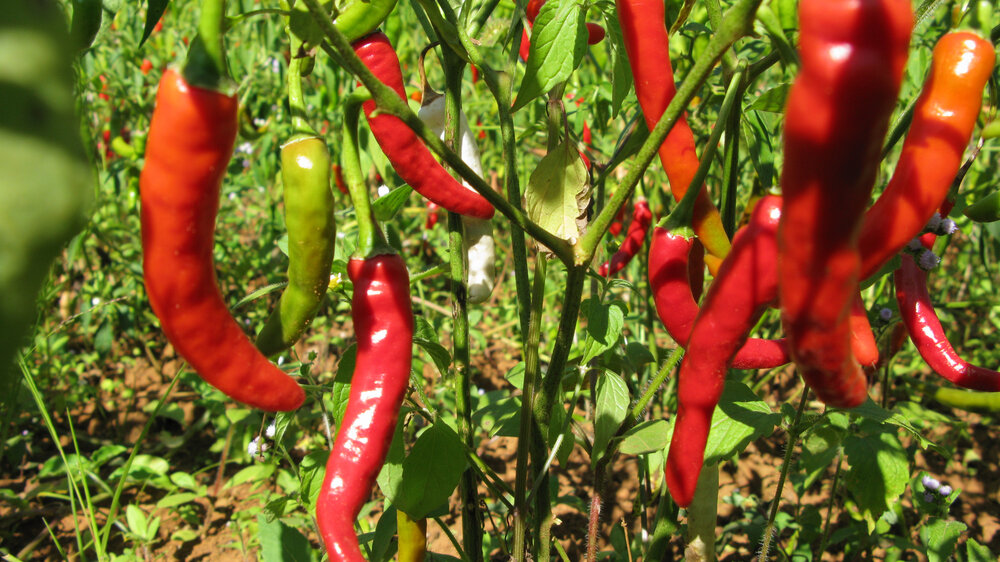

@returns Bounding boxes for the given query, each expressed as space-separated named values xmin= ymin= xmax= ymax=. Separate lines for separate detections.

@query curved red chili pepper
xmin=599 ymin=200 xmax=652 ymax=277
xmin=615 ymin=0 xmax=731 ymax=269
xmin=140 ymin=69 xmax=304 ymax=412
xmin=317 ymin=254 xmax=415 ymax=560
xmin=850 ymin=295 xmax=879 ymax=368
xmin=778 ymin=0 xmax=911 ymax=409
xmin=353 ymin=33 xmax=494 ymax=219
xmin=665 ymin=195 xmax=783 ymax=507
xmin=895 ymin=252 xmax=1000 ymax=391
xmin=858 ymin=31 xmax=995 ymax=279
xmin=648 ymin=225 xmax=789 ymax=371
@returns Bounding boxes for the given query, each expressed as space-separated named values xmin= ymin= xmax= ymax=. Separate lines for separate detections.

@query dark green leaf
xmin=747 ymin=84 xmax=790 ymax=112
xmin=141 ymin=0 xmax=170 ymax=47
xmin=592 ymin=371 xmax=629 ymax=466
xmin=919 ymin=518 xmax=966 ymax=562
xmin=618 ymin=420 xmax=670 ymax=455
xmin=257 ymin=515 xmax=316 ymax=562
xmin=512 ymin=0 xmax=588 ymax=111
xmin=393 ymin=422 xmax=468 ymax=519
xmin=373 ymin=185 xmax=414 ymax=221
xmin=843 ymin=430 xmax=908 ymax=532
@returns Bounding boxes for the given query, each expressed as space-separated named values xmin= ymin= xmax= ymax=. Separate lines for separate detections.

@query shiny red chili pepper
xmin=778 ymin=0 xmax=911 ymax=408
xmin=665 ymin=195 xmax=783 ymax=507
xmin=858 ymin=31 xmax=995 ymax=279
xmin=599 ymin=200 xmax=652 ymax=277
xmin=850 ymin=295 xmax=878 ymax=368
xmin=140 ymin=69 xmax=304 ymax=412
xmin=352 ymin=32 xmax=494 ymax=219
xmin=648 ymin=224 xmax=789 ymax=371
xmin=615 ymin=0 xmax=731 ymax=270
xmin=895 ymin=250 xmax=1000 ymax=391
xmin=317 ymin=253 xmax=415 ymax=559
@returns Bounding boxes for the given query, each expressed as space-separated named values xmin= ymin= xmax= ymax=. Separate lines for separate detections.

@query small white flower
xmin=237 ymin=142 xmax=253 ymax=155
xmin=377 ymin=184 xmax=390 ymax=198
xmin=265 ymin=422 xmax=277 ymax=438
xmin=254 ymin=118 xmax=267 ymax=127
xmin=260 ymin=442 xmax=270 ymax=452
xmin=906 ymin=238 xmax=924 ymax=252
xmin=922 ymin=475 xmax=940 ymax=490
xmin=242 ymin=159 xmax=251 ymax=169
xmin=277 ymin=355 xmax=285 ymax=366
xmin=228 ymin=192 xmax=236 ymax=200
xmin=91 ymin=297 xmax=101 ymax=306
xmin=918 ymin=249 xmax=941 ymax=271
xmin=879 ymin=308 xmax=893 ymax=321
xmin=939 ymin=485 xmax=953 ymax=496
xmin=939 ymin=218 xmax=957 ymax=235
xmin=925 ymin=213 xmax=942 ymax=233
xmin=247 ymin=437 xmax=260 ymax=457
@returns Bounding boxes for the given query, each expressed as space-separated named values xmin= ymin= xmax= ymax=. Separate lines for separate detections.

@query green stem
xmin=816 ymin=453 xmax=843 ymax=557
xmin=300 ymin=0 xmax=574 ymax=263
xmin=631 ymin=346 xmax=684 ymax=421
xmin=645 ymin=485 xmax=679 ymax=560
xmin=340 ymin=91 xmax=386 ymax=257
xmin=512 ymin=254 xmax=548 ymax=561
xmin=533 ymin=265 xmax=587 ymax=431
xmin=575 ymin=0 xmax=762 ymax=264
xmin=287 ymin=56 xmax=316 ymax=135
xmin=442 ymin=49 xmax=484 ymax=562
xmin=183 ymin=0 xmax=229 ymax=90
xmin=659 ymin=61 xmax=746 ymax=235
xmin=757 ymin=387 xmax=809 ymax=562
xmin=686 ymin=463 xmax=720 ymax=560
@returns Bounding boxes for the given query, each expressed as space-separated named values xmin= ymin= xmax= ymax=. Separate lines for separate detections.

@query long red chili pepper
xmin=648 ymin=226 xmax=790 ymax=370
xmin=317 ymin=254 xmax=415 ymax=559
xmin=858 ymin=31 xmax=995 ymax=279
xmin=615 ymin=0 xmax=731 ymax=269
xmin=850 ymin=294 xmax=879 ymax=368
xmin=778 ymin=0 xmax=911 ymax=408
xmin=665 ymin=195 xmax=783 ymax=507
xmin=599 ymin=200 xmax=652 ymax=277
xmin=140 ymin=68 xmax=304 ymax=412
xmin=895 ymin=251 xmax=1000 ymax=391
xmin=352 ymin=32 xmax=494 ymax=219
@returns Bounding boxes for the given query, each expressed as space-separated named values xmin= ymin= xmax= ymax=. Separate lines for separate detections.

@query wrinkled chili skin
xmin=895 ymin=253 xmax=1000 ymax=391
xmin=858 ymin=31 xmax=995 ymax=279
xmin=665 ymin=195 xmax=783 ymax=507
xmin=352 ymin=32 xmax=494 ymax=219
xmin=648 ymin=227 xmax=789 ymax=370
xmin=778 ymin=0 xmax=911 ymax=408
xmin=317 ymin=254 xmax=414 ymax=560
xmin=255 ymin=135 xmax=336 ymax=357
xmin=140 ymin=69 xmax=304 ymax=412
xmin=599 ymin=200 xmax=652 ymax=277
xmin=615 ymin=0 xmax=731 ymax=267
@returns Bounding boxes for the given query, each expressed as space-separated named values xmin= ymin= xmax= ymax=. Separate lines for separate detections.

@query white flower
xmin=377 ymin=184 xmax=390 ymax=198
xmin=939 ymin=485 xmax=953 ymax=496
xmin=247 ymin=437 xmax=260 ymax=457
xmin=879 ymin=308 xmax=892 ymax=321
xmin=922 ymin=475 xmax=940 ymax=490
xmin=918 ymin=249 xmax=941 ymax=271
xmin=265 ymin=422 xmax=277 ymax=438
xmin=91 ymin=297 xmax=101 ymax=306
xmin=277 ymin=355 xmax=285 ymax=366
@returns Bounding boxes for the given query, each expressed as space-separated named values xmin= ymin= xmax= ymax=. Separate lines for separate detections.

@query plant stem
xmin=575 ymin=0 xmax=763 ymax=265
xmin=443 ymin=49 xmax=484 ymax=562
xmin=586 ymin=492 xmax=602 ymax=562
xmin=685 ymin=463 xmax=719 ymax=561
xmin=286 ymin=56 xmax=315 ymax=135
xmin=513 ymin=254 xmax=547 ymax=561
xmin=817 ymin=452 xmax=843 ymax=557
xmin=646 ymin=486 xmax=679 ymax=560
xmin=340 ymin=92 xmax=384 ymax=257
xmin=758 ymin=387 xmax=810 ymax=562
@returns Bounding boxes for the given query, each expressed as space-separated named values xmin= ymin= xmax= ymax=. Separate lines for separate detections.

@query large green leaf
xmin=512 ymin=0 xmax=588 ymax=111
xmin=524 ymin=139 xmax=590 ymax=243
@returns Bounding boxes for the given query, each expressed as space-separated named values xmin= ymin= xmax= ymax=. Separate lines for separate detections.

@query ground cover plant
xmin=2 ymin=0 xmax=1000 ymax=560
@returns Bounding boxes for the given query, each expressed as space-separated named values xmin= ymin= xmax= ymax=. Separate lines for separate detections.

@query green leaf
xmin=850 ymin=399 xmax=942 ymax=453
xmin=742 ymin=111 xmax=776 ymax=189
xmin=393 ymin=422 xmax=469 ymax=519
xmin=525 ymin=140 xmax=590 ymax=243
xmin=747 ymin=84 xmax=790 ymax=112
xmin=797 ymin=416 xmax=847 ymax=489
xmin=919 ymin=518 xmax=966 ymax=562
xmin=141 ymin=0 xmax=169 ymax=46
xmin=331 ymin=345 xmax=356 ymax=428
xmin=155 ymin=492 xmax=201 ymax=509
xmin=581 ymin=299 xmax=627 ymax=364
xmin=512 ymin=0 xmax=588 ymax=111
xmin=370 ymin=505 xmax=398 ymax=562
xmin=605 ymin=16 xmax=632 ymax=117
xmin=257 ymin=514 xmax=316 ymax=562
xmin=843 ymin=430 xmax=909 ymax=533
xmin=373 ymin=185 xmax=414 ymax=222
xmin=472 ymin=396 xmax=521 ymax=437
xmin=375 ymin=416 xmax=407 ymax=504
xmin=966 ymin=539 xmax=994 ymax=562
xmin=126 ymin=505 xmax=148 ymax=538
xmin=702 ymin=381 xmax=781 ymax=464
xmin=592 ymin=371 xmax=630 ymax=466
xmin=618 ymin=420 xmax=670 ymax=455
xmin=226 ymin=464 xmax=276 ymax=488
xmin=414 ymin=336 xmax=452 ymax=377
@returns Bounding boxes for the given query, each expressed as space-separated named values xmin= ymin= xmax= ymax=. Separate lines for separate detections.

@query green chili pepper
xmin=333 ymin=0 xmax=399 ymax=42
xmin=963 ymin=191 xmax=1000 ymax=223
xmin=1 ymin=1 xmax=93 ymax=384
xmin=255 ymin=56 xmax=336 ymax=356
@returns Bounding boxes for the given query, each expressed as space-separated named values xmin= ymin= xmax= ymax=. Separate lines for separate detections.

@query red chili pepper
xmin=140 ymin=59 xmax=153 ymax=75
xmin=599 ymin=200 xmax=652 ymax=277
xmin=615 ymin=0 xmax=731 ymax=270
xmin=586 ymin=23 xmax=605 ymax=45
xmin=850 ymin=295 xmax=878 ymax=368
xmin=665 ymin=195 xmax=783 ymax=507
xmin=332 ymin=163 xmax=349 ymax=195
xmin=425 ymin=200 xmax=440 ymax=230
xmin=858 ymin=31 xmax=995 ymax=279
xmin=140 ymin=69 xmax=304 ymax=412
xmin=778 ymin=0 xmax=911 ymax=408
xmin=648 ymin=223 xmax=789 ymax=371
xmin=895 ymin=250 xmax=1000 ymax=391
xmin=352 ymin=32 xmax=494 ymax=219
xmin=317 ymin=254 xmax=414 ymax=559
xmin=688 ymin=239 xmax=705 ymax=303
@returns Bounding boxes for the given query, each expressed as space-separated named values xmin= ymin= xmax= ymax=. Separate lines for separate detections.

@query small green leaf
xmin=373 ymin=185 xmax=414 ymax=221
xmin=331 ymin=345 xmax=356 ymax=427
xmin=525 ymin=140 xmax=590 ymax=243
xmin=226 ymin=464 xmax=276 ymax=488
xmin=375 ymin=416 xmax=407 ymax=504
xmin=966 ymin=538 xmax=994 ymax=561
xmin=126 ymin=505 xmax=148 ymax=538
xmin=592 ymin=371 xmax=630 ymax=466
xmin=257 ymin=514 xmax=316 ymax=562
xmin=156 ymin=492 xmax=200 ymax=509
xmin=141 ymin=0 xmax=169 ymax=46
xmin=393 ymin=422 xmax=469 ymax=519
xmin=843 ymin=430 xmax=909 ymax=533
xmin=414 ymin=337 xmax=452 ymax=377
xmin=701 ymin=381 xmax=780 ymax=464
xmin=512 ymin=0 xmax=588 ymax=111
xmin=747 ymin=84 xmax=790 ymax=112
xmin=618 ymin=420 xmax=670 ymax=455
xmin=920 ymin=518 xmax=966 ymax=562
xmin=581 ymin=299 xmax=627 ymax=364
